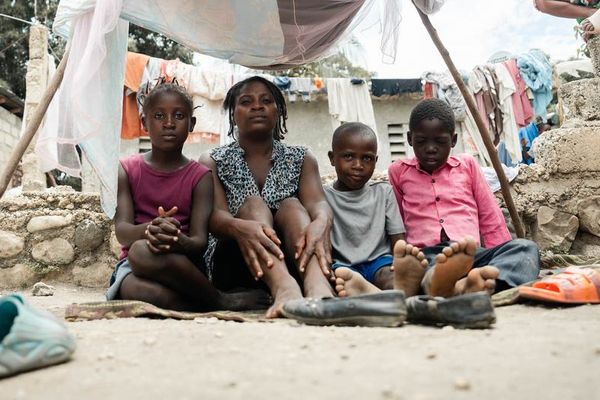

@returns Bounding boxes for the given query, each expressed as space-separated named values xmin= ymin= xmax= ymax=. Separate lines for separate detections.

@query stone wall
xmin=0 ymin=106 xmax=21 ymax=174
xmin=0 ymin=188 xmax=119 ymax=289
xmin=511 ymin=37 xmax=600 ymax=256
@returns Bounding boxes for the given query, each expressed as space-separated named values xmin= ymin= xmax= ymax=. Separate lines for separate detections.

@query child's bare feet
xmin=266 ymin=284 xmax=303 ymax=318
xmin=220 ymin=289 xmax=273 ymax=311
xmin=334 ymin=267 xmax=380 ymax=297
xmin=391 ymin=240 xmax=428 ymax=297
xmin=454 ymin=266 xmax=499 ymax=295
xmin=429 ymin=237 xmax=477 ymax=297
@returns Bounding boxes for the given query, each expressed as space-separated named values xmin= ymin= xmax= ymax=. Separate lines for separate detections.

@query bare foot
xmin=265 ymin=284 xmax=303 ymax=319
xmin=391 ymin=240 xmax=428 ymax=297
xmin=454 ymin=266 xmax=499 ymax=295
xmin=428 ymin=237 xmax=477 ymax=297
xmin=334 ymin=267 xmax=380 ymax=297
xmin=220 ymin=289 xmax=273 ymax=311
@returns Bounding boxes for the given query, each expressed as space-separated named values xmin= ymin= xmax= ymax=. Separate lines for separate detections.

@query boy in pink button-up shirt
xmin=387 ymin=99 xmax=539 ymax=297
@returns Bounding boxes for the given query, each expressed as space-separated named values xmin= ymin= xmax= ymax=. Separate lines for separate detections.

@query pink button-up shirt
xmin=388 ymin=154 xmax=511 ymax=248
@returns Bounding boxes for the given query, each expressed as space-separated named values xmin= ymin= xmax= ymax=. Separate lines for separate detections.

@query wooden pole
xmin=414 ymin=5 xmax=526 ymax=238
xmin=0 ymin=48 xmax=69 ymax=199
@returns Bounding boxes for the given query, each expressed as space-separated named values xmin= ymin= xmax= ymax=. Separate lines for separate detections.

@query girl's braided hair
xmin=139 ymin=76 xmax=195 ymax=116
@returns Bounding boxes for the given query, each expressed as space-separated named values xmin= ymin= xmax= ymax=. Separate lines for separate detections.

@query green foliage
xmin=0 ymin=0 xmax=192 ymax=99
xmin=270 ymin=53 xmax=374 ymax=78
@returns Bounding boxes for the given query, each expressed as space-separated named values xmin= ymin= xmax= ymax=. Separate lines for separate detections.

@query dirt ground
xmin=1 ymin=284 xmax=600 ymax=400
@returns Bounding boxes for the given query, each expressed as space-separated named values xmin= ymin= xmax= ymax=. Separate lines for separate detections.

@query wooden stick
xmin=414 ymin=6 xmax=526 ymax=238
xmin=0 ymin=48 xmax=70 ymax=198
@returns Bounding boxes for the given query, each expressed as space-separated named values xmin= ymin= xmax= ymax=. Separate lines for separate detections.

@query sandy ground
xmin=1 ymin=284 xmax=600 ymax=400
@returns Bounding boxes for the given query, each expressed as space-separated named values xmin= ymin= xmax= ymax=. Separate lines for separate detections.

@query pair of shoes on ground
xmin=0 ymin=294 xmax=76 ymax=379
xmin=282 ymin=290 xmax=496 ymax=329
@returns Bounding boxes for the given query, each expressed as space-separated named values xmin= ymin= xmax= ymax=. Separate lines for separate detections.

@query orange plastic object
xmin=519 ymin=267 xmax=600 ymax=304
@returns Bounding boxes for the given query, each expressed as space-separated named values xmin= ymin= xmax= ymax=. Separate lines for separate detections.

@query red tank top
xmin=120 ymin=154 xmax=210 ymax=257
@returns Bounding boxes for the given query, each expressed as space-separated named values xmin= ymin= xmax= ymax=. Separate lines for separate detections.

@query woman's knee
xmin=275 ymin=197 xmax=310 ymax=226
xmin=237 ymin=196 xmax=272 ymax=223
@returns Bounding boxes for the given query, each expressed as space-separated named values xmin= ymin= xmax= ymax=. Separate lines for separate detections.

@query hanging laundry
xmin=493 ymin=63 xmax=522 ymax=163
xmin=121 ymin=52 xmax=150 ymax=140
xmin=518 ymin=122 xmax=539 ymax=165
xmin=423 ymin=82 xmax=434 ymax=99
xmin=371 ymin=79 xmax=422 ymax=97
xmin=469 ymin=66 xmax=503 ymax=145
xmin=289 ymin=77 xmax=313 ymax=102
xmin=421 ymin=72 xmax=466 ymax=121
xmin=176 ymin=62 xmax=228 ymax=144
xmin=517 ymin=50 xmax=553 ymax=118
xmin=327 ymin=78 xmax=378 ymax=141
xmin=503 ymin=59 xmax=533 ymax=127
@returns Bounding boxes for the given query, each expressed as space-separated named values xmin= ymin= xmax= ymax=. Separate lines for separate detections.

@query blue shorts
xmin=105 ymin=258 xmax=132 ymax=300
xmin=332 ymin=255 xmax=393 ymax=284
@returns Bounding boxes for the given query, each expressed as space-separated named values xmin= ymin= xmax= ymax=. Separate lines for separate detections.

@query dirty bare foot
xmin=266 ymin=284 xmax=303 ymax=319
xmin=391 ymin=240 xmax=428 ymax=297
xmin=454 ymin=266 xmax=499 ymax=295
xmin=334 ymin=267 xmax=380 ymax=297
xmin=428 ymin=237 xmax=477 ymax=297
xmin=220 ymin=289 xmax=273 ymax=311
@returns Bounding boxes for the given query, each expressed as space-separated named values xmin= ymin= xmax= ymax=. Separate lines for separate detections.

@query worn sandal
xmin=282 ymin=290 xmax=407 ymax=327
xmin=406 ymin=291 xmax=496 ymax=329
xmin=519 ymin=266 xmax=600 ymax=304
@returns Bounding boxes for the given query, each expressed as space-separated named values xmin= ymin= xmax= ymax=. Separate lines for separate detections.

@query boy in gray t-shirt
xmin=326 ymin=122 xmax=428 ymax=297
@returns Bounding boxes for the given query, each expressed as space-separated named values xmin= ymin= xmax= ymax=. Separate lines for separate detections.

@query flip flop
xmin=281 ymin=290 xmax=407 ymax=327
xmin=519 ymin=266 xmax=600 ymax=304
xmin=406 ymin=292 xmax=496 ymax=329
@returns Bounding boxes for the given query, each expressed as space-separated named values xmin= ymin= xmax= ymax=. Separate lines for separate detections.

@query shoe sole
xmin=281 ymin=311 xmax=407 ymax=327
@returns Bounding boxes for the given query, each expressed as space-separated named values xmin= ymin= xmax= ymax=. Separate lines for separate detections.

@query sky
xmin=356 ymin=0 xmax=582 ymax=78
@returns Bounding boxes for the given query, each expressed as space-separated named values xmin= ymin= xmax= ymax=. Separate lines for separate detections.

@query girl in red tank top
xmin=108 ymin=80 xmax=270 ymax=312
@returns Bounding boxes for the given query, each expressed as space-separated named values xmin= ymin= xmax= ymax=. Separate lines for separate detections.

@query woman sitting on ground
xmin=200 ymin=76 xmax=335 ymax=318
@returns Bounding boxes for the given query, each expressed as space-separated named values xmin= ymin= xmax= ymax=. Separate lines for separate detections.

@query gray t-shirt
xmin=324 ymin=182 xmax=405 ymax=266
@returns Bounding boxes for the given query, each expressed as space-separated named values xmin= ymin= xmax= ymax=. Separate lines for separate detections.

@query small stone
xmin=594 ymin=347 xmax=600 ymax=355
xmin=442 ymin=325 xmax=455 ymax=331
xmin=74 ymin=219 xmax=105 ymax=251
xmin=454 ymin=378 xmax=471 ymax=391
xmin=300 ymin=343 xmax=309 ymax=350
xmin=0 ymin=231 xmax=25 ymax=259
xmin=577 ymin=196 xmax=600 ymax=238
xmin=214 ymin=332 xmax=224 ymax=338
xmin=26 ymin=215 xmax=71 ymax=233
xmin=532 ymin=206 xmax=579 ymax=253
xmin=143 ymin=336 xmax=157 ymax=346
xmin=0 ymin=264 xmax=37 ymax=289
xmin=340 ymin=354 xmax=349 ymax=360
xmin=72 ymin=263 xmax=113 ymax=288
xmin=57 ymin=198 xmax=72 ymax=208
xmin=32 ymin=238 xmax=74 ymax=265
xmin=32 ymin=282 xmax=55 ymax=296
xmin=426 ymin=352 xmax=437 ymax=360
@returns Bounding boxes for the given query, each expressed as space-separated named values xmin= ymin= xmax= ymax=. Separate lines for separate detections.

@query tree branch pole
xmin=414 ymin=6 xmax=526 ymax=238
xmin=0 ymin=47 xmax=70 ymax=199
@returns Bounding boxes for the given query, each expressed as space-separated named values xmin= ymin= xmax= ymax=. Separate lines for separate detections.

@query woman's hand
xmin=295 ymin=218 xmax=332 ymax=277
xmin=233 ymin=219 xmax=284 ymax=279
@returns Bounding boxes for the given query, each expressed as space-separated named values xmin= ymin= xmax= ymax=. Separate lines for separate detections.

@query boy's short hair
xmin=332 ymin=122 xmax=377 ymax=150
xmin=409 ymin=98 xmax=455 ymax=134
